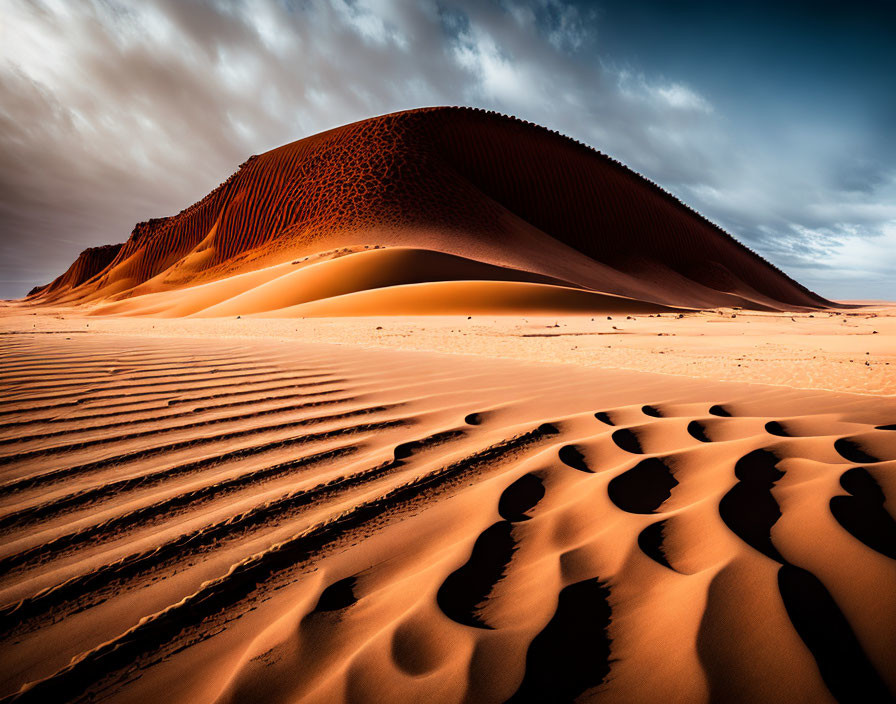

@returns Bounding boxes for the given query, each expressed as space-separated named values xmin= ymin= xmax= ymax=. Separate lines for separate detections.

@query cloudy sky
xmin=1 ymin=0 xmax=893 ymax=300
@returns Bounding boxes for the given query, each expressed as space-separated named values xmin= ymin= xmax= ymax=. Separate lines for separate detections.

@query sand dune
xmin=256 ymin=280 xmax=681 ymax=317
xmin=25 ymin=107 xmax=830 ymax=315
xmin=81 ymin=247 xmax=680 ymax=319
xmin=0 ymin=331 xmax=892 ymax=703
xmin=195 ymin=248 xmax=572 ymax=317
xmin=27 ymin=244 xmax=122 ymax=300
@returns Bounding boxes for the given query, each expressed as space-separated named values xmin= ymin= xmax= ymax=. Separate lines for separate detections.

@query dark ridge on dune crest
xmin=29 ymin=107 xmax=830 ymax=311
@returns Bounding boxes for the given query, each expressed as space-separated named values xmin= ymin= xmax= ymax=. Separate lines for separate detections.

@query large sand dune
xmin=0 ymin=327 xmax=893 ymax=703
xmin=25 ymin=108 xmax=829 ymax=316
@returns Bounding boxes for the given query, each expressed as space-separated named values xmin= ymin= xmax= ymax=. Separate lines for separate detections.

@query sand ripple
xmin=0 ymin=334 xmax=893 ymax=703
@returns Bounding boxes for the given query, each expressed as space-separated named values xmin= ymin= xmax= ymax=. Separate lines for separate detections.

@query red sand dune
xmin=27 ymin=244 xmax=122 ymax=299
xmin=25 ymin=107 xmax=829 ymax=315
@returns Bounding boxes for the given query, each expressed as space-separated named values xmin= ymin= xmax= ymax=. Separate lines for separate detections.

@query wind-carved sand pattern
xmin=0 ymin=334 xmax=893 ymax=704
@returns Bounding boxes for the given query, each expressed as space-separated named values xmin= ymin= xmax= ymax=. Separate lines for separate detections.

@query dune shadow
xmin=687 ymin=420 xmax=712 ymax=443
xmin=708 ymin=404 xmax=731 ymax=417
xmin=714 ymin=450 xmax=893 ymax=701
xmin=465 ymin=412 xmax=484 ymax=426
xmin=558 ymin=444 xmax=592 ymax=473
xmin=505 ymin=578 xmax=612 ymax=703
xmin=436 ymin=522 xmax=516 ymax=629
xmin=778 ymin=564 xmax=892 ymax=704
xmin=638 ymin=520 xmax=674 ymax=570
xmin=718 ymin=449 xmax=785 ymax=562
xmin=537 ymin=422 xmax=561 ymax=436
xmin=830 ymin=468 xmax=896 ymax=560
xmin=311 ymin=576 xmax=358 ymax=613
xmin=594 ymin=411 xmax=615 ymax=426
xmin=608 ymin=458 xmax=678 ymax=514
xmin=498 ymin=474 xmax=546 ymax=522
xmin=765 ymin=421 xmax=790 ymax=437
xmin=834 ymin=438 xmax=881 ymax=464
xmin=611 ymin=428 xmax=643 ymax=454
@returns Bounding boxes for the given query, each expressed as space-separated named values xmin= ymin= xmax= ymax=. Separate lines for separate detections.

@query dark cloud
xmin=1 ymin=0 xmax=893 ymax=300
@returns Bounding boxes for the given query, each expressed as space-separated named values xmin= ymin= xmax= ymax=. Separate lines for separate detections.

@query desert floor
xmin=0 ymin=304 xmax=893 ymax=703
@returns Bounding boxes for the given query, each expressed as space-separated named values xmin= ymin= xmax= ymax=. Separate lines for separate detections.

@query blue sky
xmin=1 ymin=0 xmax=893 ymax=299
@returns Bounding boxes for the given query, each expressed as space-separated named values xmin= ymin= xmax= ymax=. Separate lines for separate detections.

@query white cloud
xmin=453 ymin=28 xmax=532 ymax=106
xmin=655 ymin=83 xmax=713 ymax=112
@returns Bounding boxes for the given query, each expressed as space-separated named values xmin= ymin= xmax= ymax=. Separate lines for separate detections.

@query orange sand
xmin=0 ymin=311 xmax=893 ymax=703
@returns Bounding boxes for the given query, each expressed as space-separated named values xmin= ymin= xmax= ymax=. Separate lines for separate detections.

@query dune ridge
xmin=24 ymin=107 xmax=830 ymax=315
xmin=27 ymin=244 xmax=123 ymax=299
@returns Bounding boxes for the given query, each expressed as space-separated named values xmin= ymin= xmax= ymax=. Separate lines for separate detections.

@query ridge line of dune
xmin=426 ymin=106 xmax=819 ymax=302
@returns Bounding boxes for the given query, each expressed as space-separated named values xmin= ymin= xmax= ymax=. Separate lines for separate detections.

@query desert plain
xmin=0 ymin=302 xmax=894 ymax=703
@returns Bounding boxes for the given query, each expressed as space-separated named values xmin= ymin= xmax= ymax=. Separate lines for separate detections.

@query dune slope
xmin=26 ymin=107 xmax=829 ymax=314
xmin=85 ymin=247 xmax=680 ymax=318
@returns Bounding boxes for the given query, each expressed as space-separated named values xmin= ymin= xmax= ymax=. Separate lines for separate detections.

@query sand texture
xmin=0 ymin=327 xmax=893 ymax=704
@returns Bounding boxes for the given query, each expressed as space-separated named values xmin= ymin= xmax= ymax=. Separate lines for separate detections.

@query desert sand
xmin=2 ymin=108 xmax=894 ymax=703
xmin=0 ymin=308 xmax=893 ymax=703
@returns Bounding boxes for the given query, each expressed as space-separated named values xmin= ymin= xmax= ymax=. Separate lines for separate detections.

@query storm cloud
xmin=1 ymin=0 xmax=893 ymax=299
